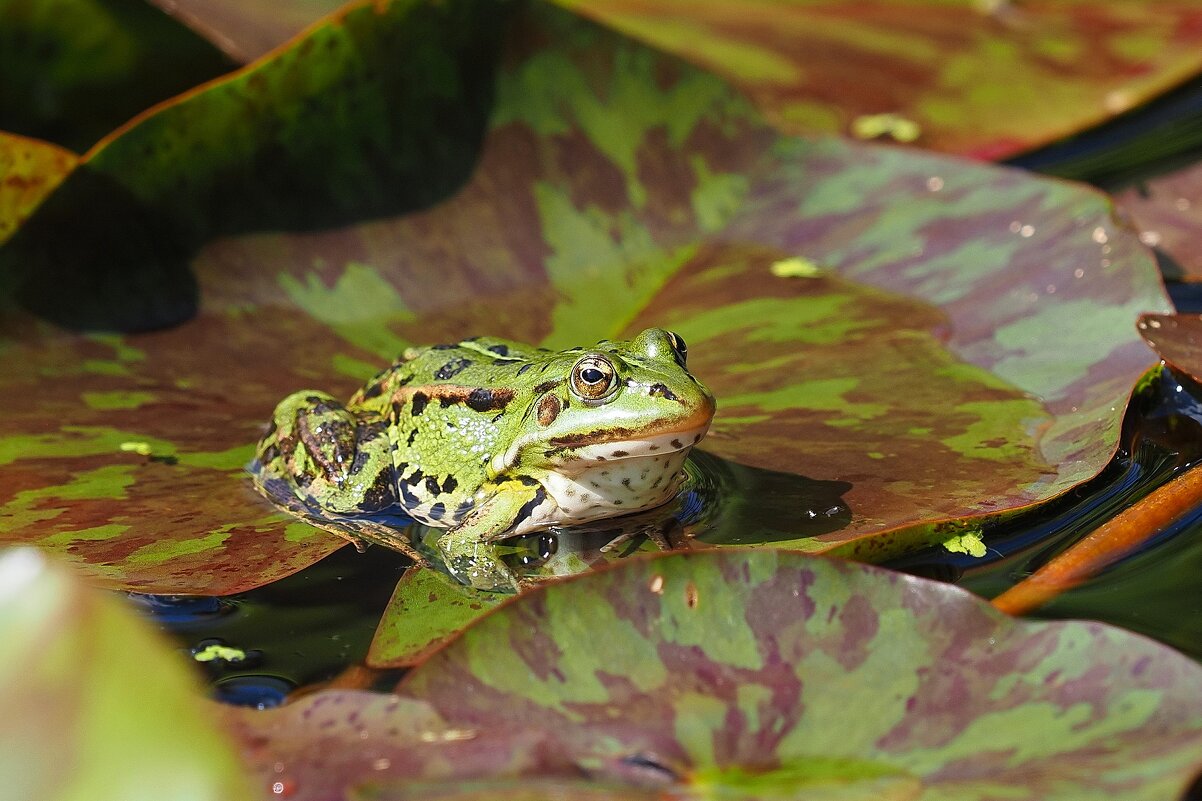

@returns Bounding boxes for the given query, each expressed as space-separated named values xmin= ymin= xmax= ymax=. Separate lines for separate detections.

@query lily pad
xmin=0 ymin=547 xmax=254 ymax=799
xmin=550 ymin=0 xmax=1202 ymax=159
xmin=1138 ymin=312 xmax=1202 ymax=383
xmin=0 ymin=0 xmax=234 ymax=151
xmin=0 ymin=131 xmax=75 ymax=245
xmin=402 ymin=550 xmax=1202 ymax=800
xmin=219 ymin=690 xmax=572 ymax=801
xmin=2 ymin=0 xmax=508 ymax=331
xmin=0 ymin=1 xmax=1169 ymax=595
xmin=225 ymin=550 xmax=1202 ymax=800
xmin=145 ymin=0 xmax=350 ymax=63
xmin=1115 ymin=162 xmax=1202 ymax=281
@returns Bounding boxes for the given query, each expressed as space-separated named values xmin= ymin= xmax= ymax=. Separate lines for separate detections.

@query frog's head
xmin=493 ymin=328 xmax=716 ymax=475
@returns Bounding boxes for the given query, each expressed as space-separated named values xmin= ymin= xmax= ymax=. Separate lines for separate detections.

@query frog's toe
xmin=437 ymin=534 xmax=520 ymax=593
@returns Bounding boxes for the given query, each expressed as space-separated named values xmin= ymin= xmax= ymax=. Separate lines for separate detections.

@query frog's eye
xmin=666 ymin=331 xmax=687 ymax=365
xmin=570 ymin=355 xmax=618 ymax=402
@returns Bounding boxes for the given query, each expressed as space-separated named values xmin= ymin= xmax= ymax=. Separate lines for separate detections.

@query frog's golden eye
xmin=666 ymin=331 xmax=687 ymax=365
xmin=570 ymin=355 xmax=618 ymax=402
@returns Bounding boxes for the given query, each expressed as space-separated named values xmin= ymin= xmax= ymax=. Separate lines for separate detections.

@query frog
xmin=251 ymin=328 xmax=716 ymax=590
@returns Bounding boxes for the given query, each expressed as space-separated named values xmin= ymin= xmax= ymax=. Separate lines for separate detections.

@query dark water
xmin=138 ymin=351 xmax=1202 ymax=706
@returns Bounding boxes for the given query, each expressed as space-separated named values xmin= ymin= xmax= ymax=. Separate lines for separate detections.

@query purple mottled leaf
xmin=1116 ymin=163 xmax=1202 ymax=281
xmin=1138 ymin=312 xmax=1202 ymax=384
xmin=551 ymin=0 xmax=1202 ymax=159
xmin=0 ymin=1 xmax=1168 ymax=597
xmin=148 ymin=0 xmax=348 ymax=63
xmin=225 ymin=551 xmax=1202 ymax=801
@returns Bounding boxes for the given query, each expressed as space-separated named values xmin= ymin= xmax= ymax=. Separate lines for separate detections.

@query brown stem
xmin=991 ymin=462 xmax=1202 ymax=615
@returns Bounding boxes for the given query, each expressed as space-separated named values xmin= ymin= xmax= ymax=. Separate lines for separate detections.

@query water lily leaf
xmin=0 ymin=0 xmax=234 ymax=151
xmin=227 ymin=551 xmax=1202 ymax=800
xmin=220 ymin=690 xmax=572 ymax=800
xmin=401 ymin=550 xmax=1202 ymax=800
xmin=145 ymin=0 xmax=349 ymax=62
xmin=0 ymin=2 xmax=1168 ymax=595
xmin=1115 ymin=163 xmax=1202 ymax=281
xmin=368 ymin=565 xmax=505 ymax=668
xmin=549 ymin=0 xmax=1202 ymax=159
xmin=1138 ymin=312 xmax=1202 ymax=383
xmin=2 ymin=0 xmax=508 ymax=331
xmin=0 ymin=131 xmax=75 ymax=245
xmin=0 ymin=547 xmax=255 ymax=799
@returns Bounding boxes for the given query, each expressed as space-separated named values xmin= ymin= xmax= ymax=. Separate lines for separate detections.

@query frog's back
xmin=349 ymin=337 xmax=555 ymax=527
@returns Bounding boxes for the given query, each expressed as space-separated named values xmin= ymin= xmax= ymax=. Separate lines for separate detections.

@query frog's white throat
xmin=499 ymin=423 xmax=710 ymax=535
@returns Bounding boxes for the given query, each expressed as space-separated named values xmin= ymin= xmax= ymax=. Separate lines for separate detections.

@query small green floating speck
xmin=770 ymin=257 xmax=823 ymax=279
xmin=193 ymin=644 xmax=247 ymax=664
xmin=851 ymin=113 xmax=922 ymax=143
xmin=942 ymin=529 xmax=987 ymax=558
xmin=119 ymin=441 xmax=153 ymax=456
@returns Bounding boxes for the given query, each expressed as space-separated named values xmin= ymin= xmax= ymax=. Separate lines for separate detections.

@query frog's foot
xmin=255 ymin=390 xmax=396 ymax=515
xmin=600 ymin=517 xmax=691 ymax=554
xmin=436 ymin=528 xmax=521 ymax=593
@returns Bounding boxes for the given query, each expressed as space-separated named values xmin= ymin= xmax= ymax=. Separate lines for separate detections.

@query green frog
xmin=252 ymin=329 xmax=716 ymax=590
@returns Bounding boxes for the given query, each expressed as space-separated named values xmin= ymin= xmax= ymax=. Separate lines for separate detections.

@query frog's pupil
xmin=582 ymin=368 xmax=605 ymax=384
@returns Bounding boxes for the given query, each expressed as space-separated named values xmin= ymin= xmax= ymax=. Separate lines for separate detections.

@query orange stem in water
xmin=992 ymin=462 xmax=1202 ymax=616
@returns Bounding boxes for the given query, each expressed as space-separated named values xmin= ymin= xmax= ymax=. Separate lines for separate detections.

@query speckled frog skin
xmin=253 ymin=329 xmax=715 ymax=589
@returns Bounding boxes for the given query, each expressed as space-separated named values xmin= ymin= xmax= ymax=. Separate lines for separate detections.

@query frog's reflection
xmin=405 ymin=449 xmax=853 ymax=587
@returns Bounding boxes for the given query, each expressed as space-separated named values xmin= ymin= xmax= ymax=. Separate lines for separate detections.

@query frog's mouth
xmin=492 ymin=405 xmax=714 ymax=475
xmin=546 ymin=407 xmax=714 ymax=464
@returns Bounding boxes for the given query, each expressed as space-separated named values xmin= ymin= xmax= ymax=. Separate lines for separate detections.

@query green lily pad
xmin=368 ymin=565 xmax=506 ymax=668
xmin=0 ymin=1 xmax=1168 ymax=595
xmin=0 ymin=0 xmax=234 ymax=151
xmin=0 ymin=547 xmax=254 ymax=799
xmin=550 ymin=0 xmax=1202 ymax=159
xmin=226 ymin=550 xmax=1202 ymax=800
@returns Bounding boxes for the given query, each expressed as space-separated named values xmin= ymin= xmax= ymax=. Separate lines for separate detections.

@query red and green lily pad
xmin=0 ymin=0 xmax=234 ymax=151
xmin=1116 ymin=163 xmax=1202 ymax=282
xmin=551 ymin=0 xmax=1202 ymax=159
xmin=226 ymin=550 xmax=1202 ymax=800
xmin=0 ymin=548 xmax=254 ymax=799
xmin=144 ymin=0 xmax=350 ymax=63
xmin=0 ymin=1 xmax=1170 ymax=595
xmin=1138 ymin=312 xmax=1202 ymax=383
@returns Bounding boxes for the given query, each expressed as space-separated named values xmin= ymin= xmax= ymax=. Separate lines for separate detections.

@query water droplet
xmin=649 ymin=575 xmax=664 ymax=595
xmin=271 ymin=778 xmax=297 ymax=797
xmin=1073 ymin=268 xmax=1085 ymax=279
xmin=926 ymin=176 xmax=944 ymax=191
xmin=214 ymin=675 xmax=293 ymax=708
xmin=1008 ymin=221 xmax=1022 ymax=233
xmin=373 ymin=758 xmax=391 ymax=771
xmin=1139 ymin=230 xmax=1162 ymax=247
xmin=1092 ymin=226 xmax=1108 ymax=244
xmin=1019 ymin=224 xmax=1035 ymax=238
xmin=1104 ymin=90 xmax=1132 ymax=113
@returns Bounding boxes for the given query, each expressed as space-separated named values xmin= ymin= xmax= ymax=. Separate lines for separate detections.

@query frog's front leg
xmin=256 ymin=390 xmax=396 ymax=514
xmin=437 ymin=478 xmax=555 ymax=591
